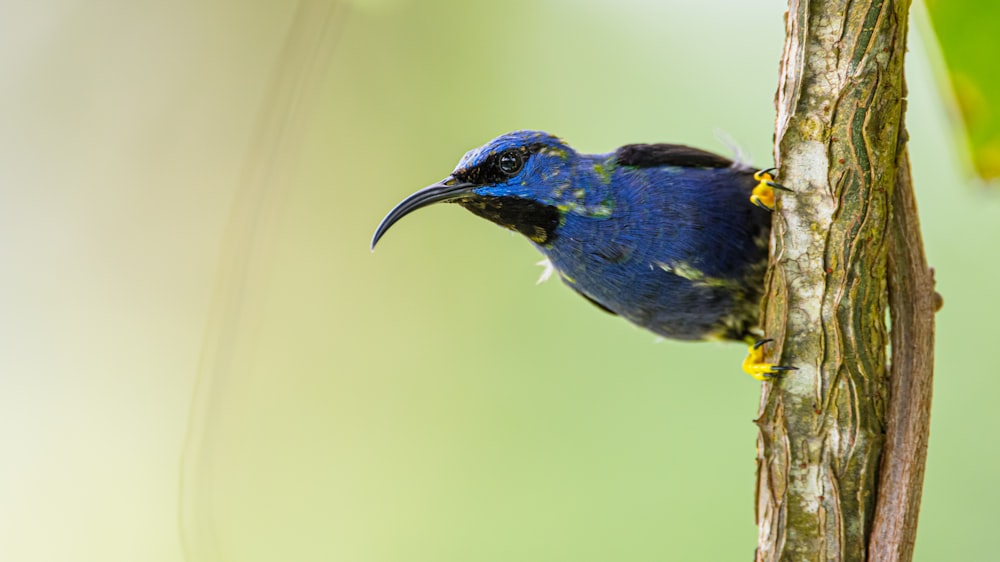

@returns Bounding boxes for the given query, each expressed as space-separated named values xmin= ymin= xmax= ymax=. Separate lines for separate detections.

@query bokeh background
xmin=2 ymin=1 xmax=998 ymax=561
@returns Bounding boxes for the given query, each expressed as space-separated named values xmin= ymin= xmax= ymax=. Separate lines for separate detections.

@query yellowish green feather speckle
xmin=657 ymin=261 xmax=736 ymax=288
xmin=594 ymin=160 xmax=615 ymax=184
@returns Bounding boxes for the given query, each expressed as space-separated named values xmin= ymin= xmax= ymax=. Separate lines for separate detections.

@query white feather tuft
xmin=535 ymin=258 xmax=556 ymax=285
xmin=713 ymin=128 xmax=753 ymax=171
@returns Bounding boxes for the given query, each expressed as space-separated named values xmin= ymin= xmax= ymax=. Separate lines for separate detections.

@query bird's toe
xmin=742 ymin=338 xmax=797 ymax=381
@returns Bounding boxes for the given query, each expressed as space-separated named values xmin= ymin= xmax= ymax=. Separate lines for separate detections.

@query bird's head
xmin=371 ymin=131 xmax=577 ymax=249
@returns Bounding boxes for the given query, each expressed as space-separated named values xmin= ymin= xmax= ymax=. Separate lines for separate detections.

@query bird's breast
xmin=539 ymin=169 xmax=770 ymax=340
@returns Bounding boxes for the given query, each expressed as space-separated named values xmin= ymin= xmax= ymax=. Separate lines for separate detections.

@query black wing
xmin=614 ymin=143 xmax=733 ymax=169
xmin=565 ymin=283 xmax=618 ymax=316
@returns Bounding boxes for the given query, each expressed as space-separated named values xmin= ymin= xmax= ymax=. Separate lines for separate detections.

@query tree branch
xmin=755 ymin=0 xmax=915 ymax=560
xmin=867 ymin=125 xmax=938 ymax=561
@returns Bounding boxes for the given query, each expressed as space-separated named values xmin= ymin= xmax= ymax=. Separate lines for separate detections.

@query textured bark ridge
xmin=755 ymin=0 xmax=913 ymax=560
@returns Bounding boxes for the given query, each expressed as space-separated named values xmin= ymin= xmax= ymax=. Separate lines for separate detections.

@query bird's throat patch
xmin=458 ymin=196 xmax=560 ymax=245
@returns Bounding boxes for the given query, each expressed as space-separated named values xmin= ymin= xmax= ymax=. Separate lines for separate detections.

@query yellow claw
xmin=742 ymin=338 xmax=796 ymax=381
xmin=750 ymin=168 xmax=790 ymax=211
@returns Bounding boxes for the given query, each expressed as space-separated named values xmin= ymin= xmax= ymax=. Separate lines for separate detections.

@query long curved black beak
xmin=371 ymin=177 xmax=477 ymax=250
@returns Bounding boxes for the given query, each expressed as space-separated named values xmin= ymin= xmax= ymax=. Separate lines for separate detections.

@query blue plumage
xmin=373 ymin=130 xmax=772 ymax=342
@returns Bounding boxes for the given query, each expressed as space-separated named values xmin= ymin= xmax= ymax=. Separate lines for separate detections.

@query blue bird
xmin=372 ymin=131 xmax=793 ymax=379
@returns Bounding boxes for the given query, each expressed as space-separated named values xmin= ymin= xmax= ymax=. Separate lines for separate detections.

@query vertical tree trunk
xmin=754 ymin=0 xmax=933 ymax=560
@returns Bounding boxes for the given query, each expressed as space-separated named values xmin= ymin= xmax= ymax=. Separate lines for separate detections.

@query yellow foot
xmin=742 ymin=338 xmax=797 ymax=381
xmin=750 ymin=168 xmax=792 ymax=211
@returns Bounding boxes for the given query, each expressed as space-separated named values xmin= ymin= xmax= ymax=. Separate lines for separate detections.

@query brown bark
xmin=867 ymin=135 xmax=938 ymax=561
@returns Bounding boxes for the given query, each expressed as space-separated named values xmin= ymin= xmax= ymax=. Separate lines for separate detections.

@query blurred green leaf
xmin=926 ymin=0 xmax=1000 ymax=181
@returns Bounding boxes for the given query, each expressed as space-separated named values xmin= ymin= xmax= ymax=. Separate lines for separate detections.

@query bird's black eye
xmin=497 ymin=150 xmax=524 ymax=176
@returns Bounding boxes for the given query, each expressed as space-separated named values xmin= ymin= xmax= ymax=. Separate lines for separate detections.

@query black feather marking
xmin=454 ymin=142 xmax=547 ymax=186
xmin=566 ymin=285 xmax=618 ymax=316
xmin=457 ymin=195 xmax=561 ymax=244
xmin=614 ymin=144 xmax=733 ymax=169
xmin=594 ymin=243 xmax=630 ymax=264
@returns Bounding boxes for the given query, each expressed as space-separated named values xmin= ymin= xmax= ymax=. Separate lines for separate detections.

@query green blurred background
xmin=2 ymin=1 xmax=998 ymax=561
